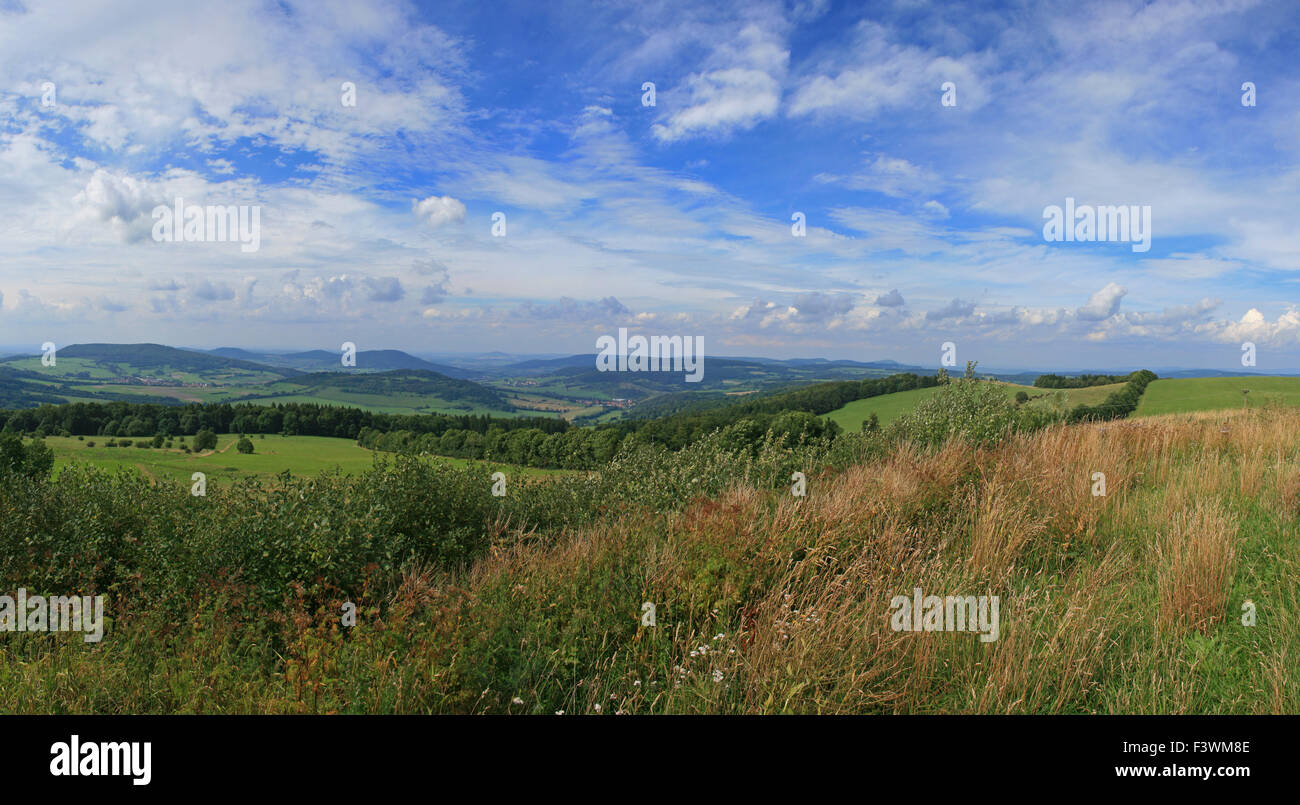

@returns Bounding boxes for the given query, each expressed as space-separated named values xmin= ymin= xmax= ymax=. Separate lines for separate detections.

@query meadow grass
xmin=3 ymin=408 xmax=1297 ymax=714
xmin=1137 ymin=376 xmax=1300 ymax=417
xmin=45 ymin=433 xmax=561 ymax=486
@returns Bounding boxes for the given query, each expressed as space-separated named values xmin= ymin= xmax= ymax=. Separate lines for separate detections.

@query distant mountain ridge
xmin=497 ymin=353 xmax=929 ymax=376
xmin=201 ymin=347 xmax=476 ymax=378
xmin=38 ymin=343 xmax=301 ymax=378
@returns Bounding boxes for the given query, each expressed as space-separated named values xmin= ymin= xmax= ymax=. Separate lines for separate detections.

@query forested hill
xmin=598 ymin=372 xmax=942 ymax=449
xmin=248 ymin=370 xmax=512 ymax=409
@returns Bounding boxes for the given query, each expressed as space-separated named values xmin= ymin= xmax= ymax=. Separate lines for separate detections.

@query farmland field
xmin=1136 ymin=377 xmax=1300 ymax=417
xmin=44 ymin=433 xmax=561 ymax=486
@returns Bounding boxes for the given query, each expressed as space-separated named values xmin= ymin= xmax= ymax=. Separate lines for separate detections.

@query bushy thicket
xmin=357 ymin=422 xmax=626 ymax=470
xmin=0 ymin=421 xmax=854 ymax=618
xmin=1066 ymin=370 xmax=1158 ymax=422
xmin=0 ymin=433 xmax=53 ymax=479
xmin=1034 ymin=372 xmax=1133 ymax=389
xmin=608 ymin=372 xmax=938 ymax=449
xmin=886 ymin=376 xmax=1058 ymax=447
xmin=360 ymin=408 xmax=841 ymax=470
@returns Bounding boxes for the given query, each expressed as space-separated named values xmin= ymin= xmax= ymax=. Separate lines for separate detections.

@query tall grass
xmin=1 ymin=405 xmax=1296 ymax=714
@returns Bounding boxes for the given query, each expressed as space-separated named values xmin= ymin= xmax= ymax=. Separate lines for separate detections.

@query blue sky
xmin=1 ymin=0 xmax=1298 ymax=369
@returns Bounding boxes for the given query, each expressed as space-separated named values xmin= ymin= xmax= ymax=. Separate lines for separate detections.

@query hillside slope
xmin=3 ymin=406 xmax=1297 ymax=713
xmin=1137 ymin=376 xmax=1300 ymax=417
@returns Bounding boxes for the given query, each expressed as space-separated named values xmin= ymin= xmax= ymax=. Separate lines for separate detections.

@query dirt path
xmin=194 ymin=438 xmax=239 ymax=458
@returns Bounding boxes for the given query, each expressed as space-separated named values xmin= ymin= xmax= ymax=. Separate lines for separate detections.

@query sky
xmin=1 ymin=0 xmax=1298 ymax=370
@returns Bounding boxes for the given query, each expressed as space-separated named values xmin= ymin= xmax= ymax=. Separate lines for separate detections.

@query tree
xmin=0 ymin=434 xmax=53 ymax=480
xmin=1015 ymin=391 xmax=1029 ymax=405
xmin=236 ymin=436 xmax=254 ymax=454
xmin=861 ymin=412 xmax=880 ymax=433
xmin=193 ymin=429 xmax=218 ymax=451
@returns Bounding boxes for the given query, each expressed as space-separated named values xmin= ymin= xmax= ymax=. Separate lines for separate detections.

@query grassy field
xmin=45 ymin=433 xmax=560 ymax=485
xmin=1037 ymin=382 xmax=1128 ymax=407
xmin=1137 ymin=377 xmax=1300 ymax=417
xmin=824 ymin=381 xmax=1036 ymax=430
xmin=823 ymin=377 xmax=1300 ymax=432
xmin=8 ymin=405 xmax=1300 ymax=713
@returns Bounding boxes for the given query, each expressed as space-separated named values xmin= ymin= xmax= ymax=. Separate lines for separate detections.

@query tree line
xmin=1034 ymin=372 xmax=1135 ymax=389
xmin=598 ymin=372 xmax=940 ymax=450
xmin=1064 ymin=370 xmax=1158 ymax=422
xmin=0 ymin=400 xmax=568 ymax=441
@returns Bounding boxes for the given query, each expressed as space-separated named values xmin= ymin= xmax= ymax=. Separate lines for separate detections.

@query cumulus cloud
xmin=73 ymin=169 xmax=165 ymax=242
xmin=730 ymin=299 xmax=798 ymax=328
xmin=189 ymin=279 xmax=235 ymax=301
xmin=791 ymin=291 xmax=855 ymax=320
xmin=1076 ymin=282 xmax=1127 ymax=320
xmin=926 ymin=298 xmax=975 ymax=321
xmin=413 ymin=195 xmax=467 ymax=228
xmin=515 ymin=296 xmax=630 ymax=322
xmin=1203 ymin=307 xmax=1300 ymax=346
xmin=413 ymin=258 xmax=451 ymax=304
xmin=875 ymin=289 xmax=905 ymax=307
xmin=363 ymin=276 xmax=404 ymax=303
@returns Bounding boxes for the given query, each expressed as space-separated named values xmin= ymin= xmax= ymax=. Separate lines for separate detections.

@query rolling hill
xmin=1136 ymin=377 xmax=1300 ymax=417
xmin=0 ymin=343 xmax=297 ymax=384
xmin=241 ymin=369 xmax=517 ymax=414
xmin=204 ymin=347 xmax=476 ymax=378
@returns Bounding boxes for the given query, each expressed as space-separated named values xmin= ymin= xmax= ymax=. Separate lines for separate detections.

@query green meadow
xmin=44 ymin=433 xmax=560 ymax=486
xmin=821 ymin=377 xmax=1300 ymax=433
xmin=1136 ymin=377 xmax=1300 ymax=417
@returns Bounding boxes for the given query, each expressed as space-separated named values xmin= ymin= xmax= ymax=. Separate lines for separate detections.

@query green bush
xmin=193 ymin=429 xmax=218 ymax=451
xmin=888 ymin=378 xmax=1050 ymax=448
xmin=0 ymin=434 xmax=53 ymax=480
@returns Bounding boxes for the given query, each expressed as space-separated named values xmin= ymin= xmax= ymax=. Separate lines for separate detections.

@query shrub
xmin=0 ymin=434 xmax=53 ymax=480
xmin=236 ymin=437 xmax=254 ymax=454
xmin=889 ymin=378 xmax=1046 ymax=448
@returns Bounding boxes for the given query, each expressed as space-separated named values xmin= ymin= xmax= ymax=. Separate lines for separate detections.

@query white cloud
xmin=652 ymin=24 xmax=788 ymax=142
xmin=413 ymin=195 xmax=467 ymax=228
xmin=1077 ymin=282 xmax=1128 ymax=320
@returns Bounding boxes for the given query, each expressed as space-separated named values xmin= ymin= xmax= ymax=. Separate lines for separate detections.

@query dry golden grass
xmin=458 ymin=406 xmax=1300 ymax=713
xmin=1153 ymin=501 xmax=1238 ymax=632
